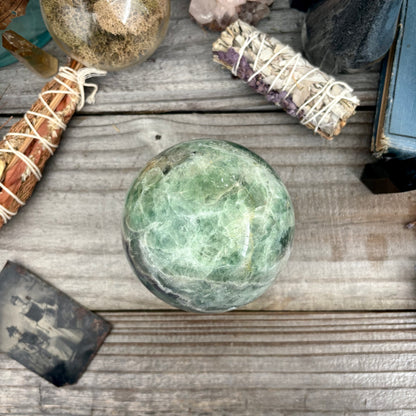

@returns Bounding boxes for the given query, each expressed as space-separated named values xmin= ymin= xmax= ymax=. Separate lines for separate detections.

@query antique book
xmin=371 ymin=0 xmax=416 ymax=158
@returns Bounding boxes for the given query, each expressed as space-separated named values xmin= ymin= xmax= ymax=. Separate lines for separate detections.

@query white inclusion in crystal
xmin=241 ymin=216 xmax=252 ymax=258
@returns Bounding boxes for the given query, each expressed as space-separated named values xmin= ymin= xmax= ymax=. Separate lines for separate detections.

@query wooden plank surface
xmin=0 ymin=111 xmax=415 ymax=311
xmin=0 ymin=0 xmax=415 ymax=414
xmin=1 ymin=311 xmax=416 ymax=416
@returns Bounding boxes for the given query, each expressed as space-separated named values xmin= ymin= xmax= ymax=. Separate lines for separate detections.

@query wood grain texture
xmin=0 ymin=0 xmax=414 ymax=414
xmin=1 ymin=311 xmax=416 ymax=415
xmin=0 ymin=0 xmax=379 ymax=114
xmin=0 ymin=112 xmax=414 ymax=311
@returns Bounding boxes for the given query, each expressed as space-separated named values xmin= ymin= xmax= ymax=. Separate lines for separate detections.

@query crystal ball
xmin=122 ymin=139 xmax=295 ymax=312
xmin=40 ymin=0 xmax=170 ymax=70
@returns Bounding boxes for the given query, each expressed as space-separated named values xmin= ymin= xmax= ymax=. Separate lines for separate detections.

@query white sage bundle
xmin=213 ymin=20 xmax=360 ymax=139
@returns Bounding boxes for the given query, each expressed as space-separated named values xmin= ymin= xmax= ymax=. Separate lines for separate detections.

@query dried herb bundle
xmin=0 ymin=60 xmax=105 ymax=228
xmin=213 ymin=20 xmax=360 ymax=139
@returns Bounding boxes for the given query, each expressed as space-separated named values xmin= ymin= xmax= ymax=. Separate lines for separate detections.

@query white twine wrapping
xmin=0 ymin=66 xmax=107 ymax=224
xmin=232 ymin=32 xmax=359 ymax=133
xmin=214 ymin=20 xmax=360 ymax=139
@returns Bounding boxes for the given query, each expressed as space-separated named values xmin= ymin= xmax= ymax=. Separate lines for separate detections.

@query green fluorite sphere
xmin=122 ymin=139 xmax=295 ymax=312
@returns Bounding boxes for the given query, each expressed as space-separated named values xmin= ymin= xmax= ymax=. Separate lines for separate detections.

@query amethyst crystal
xmin=215 ymin=48 xmax=303 ymax=119
xmin=189 ymin=0 xmax=274 ymax=31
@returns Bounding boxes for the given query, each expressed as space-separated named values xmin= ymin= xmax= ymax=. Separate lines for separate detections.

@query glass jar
xmin=40 ymin=0 xmax=170 ymax=71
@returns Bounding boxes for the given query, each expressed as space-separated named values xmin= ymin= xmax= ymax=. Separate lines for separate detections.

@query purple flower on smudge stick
xmin=215 ymin=48 xmax=304 ymax=119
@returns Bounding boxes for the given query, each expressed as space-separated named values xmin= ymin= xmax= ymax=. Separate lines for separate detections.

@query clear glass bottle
xmin=40 ymin=0 xmax=171 ymax=71
xmin=0 ymin=0 xmax=51 ymax=68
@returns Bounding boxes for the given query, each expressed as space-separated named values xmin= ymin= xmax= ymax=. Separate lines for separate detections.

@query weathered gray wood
xmin=0 ymin=112 xmax=414 ymax=311
xmin=0 ymin=311 xmax=416 ymax=415
xmin=0 ymin=0 xmax=379 ymax=114
xmin=0 ymin=0 xmax=413 ymax=413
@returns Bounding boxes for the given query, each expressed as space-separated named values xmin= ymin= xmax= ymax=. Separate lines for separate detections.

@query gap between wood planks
xmin=0 ymin=105 xmax=375 ymax=121
xmin=92 ymin=309 xmax=416 ymax=314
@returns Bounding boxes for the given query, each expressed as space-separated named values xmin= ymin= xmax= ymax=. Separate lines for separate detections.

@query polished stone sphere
xmin=122 ymin=139 xmax=295 ymax=312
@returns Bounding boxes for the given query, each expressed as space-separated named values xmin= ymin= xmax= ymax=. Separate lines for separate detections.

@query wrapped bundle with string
xmin=0 ymin=61 xmax=106 ymax=227
xmin=213 ymin=20 xmax=360 ymax=140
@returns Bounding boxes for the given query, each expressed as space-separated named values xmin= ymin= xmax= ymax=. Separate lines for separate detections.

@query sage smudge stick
xmin=0 ymin=60 xmax=106 ymax=228
xmin=213 ymin=20 xmax=360 ymax=139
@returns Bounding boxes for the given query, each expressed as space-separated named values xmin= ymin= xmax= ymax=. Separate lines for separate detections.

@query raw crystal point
xmin=122 ymin=139 xmax=295 ymax=312
xmin=2 ymin=30 xmax=58 ymax=77
xmin=189 ymin=0 xmax=274 ymax=31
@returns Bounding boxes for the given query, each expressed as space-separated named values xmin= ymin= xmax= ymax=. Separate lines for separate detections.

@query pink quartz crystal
xmin=189 ymin=0 xmax=274 ymax=31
